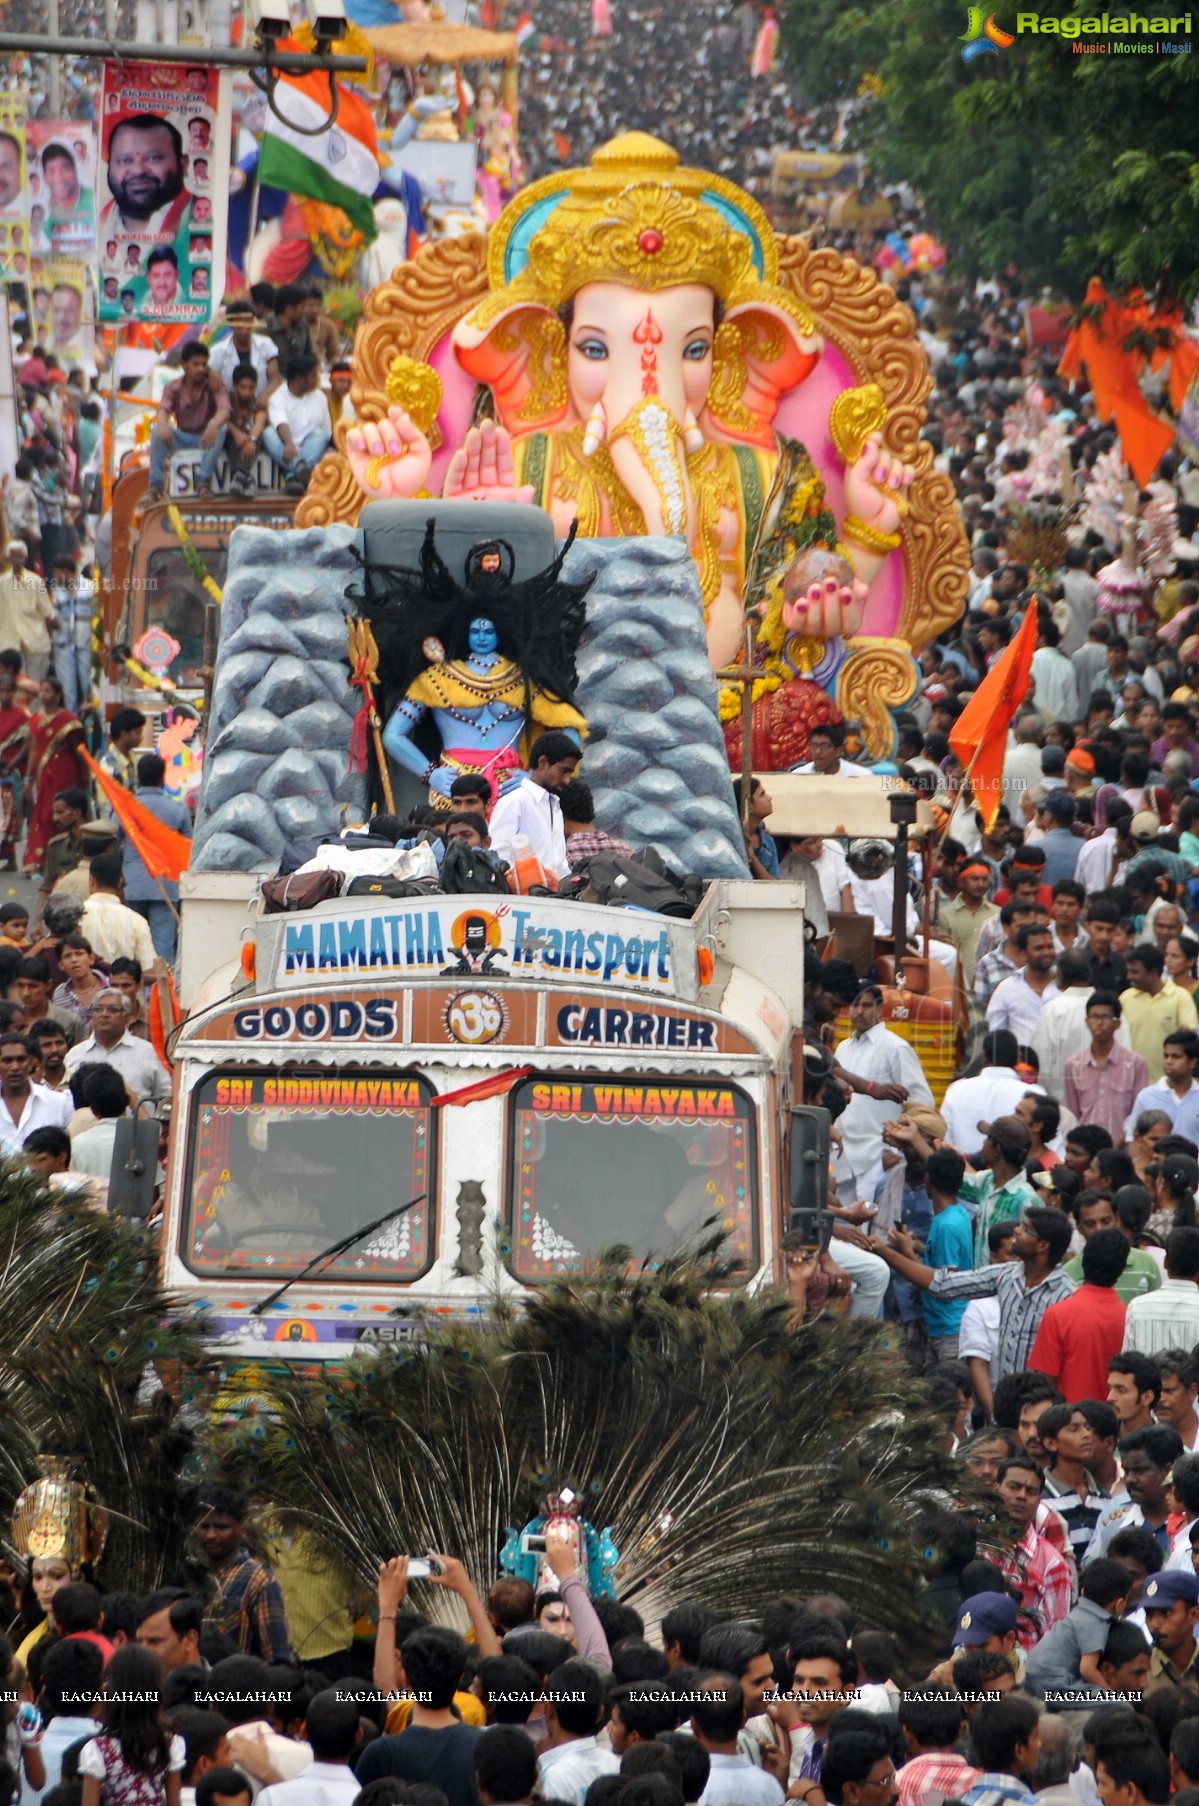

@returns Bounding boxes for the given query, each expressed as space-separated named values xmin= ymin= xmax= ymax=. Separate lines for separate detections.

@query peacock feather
xmin=0 ymin=1163 xmax=206 ymax=1592
xmin=223 ymin=1246 xmax=962 ymax=1643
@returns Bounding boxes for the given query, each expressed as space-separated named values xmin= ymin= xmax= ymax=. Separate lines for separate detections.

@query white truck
xmin=160 ymin=879 xmax=824 ymax=1361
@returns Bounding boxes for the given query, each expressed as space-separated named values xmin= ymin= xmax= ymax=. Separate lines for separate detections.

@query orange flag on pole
xmin=82 ymin=751 xmax=192 ymax=884
xmin=948 ymin=603 xmax=1039 ymax=832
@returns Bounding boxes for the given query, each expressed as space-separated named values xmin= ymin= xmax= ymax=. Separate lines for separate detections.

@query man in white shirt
xmin=1032 ymin=948 xmax=1127 ymax=1104
xmin=782 ymin=836 xmax=854 ymax=915
xmin=985 ymin=923 xmax=1060 ymax=1044
xmin=487 ymin=732 xmax=580 ymax=882
xmin=792 ymin=720 xmax=874 ymax=777
xmin=834 ymin=984 xmax=933 ymax=1199
xmin=0 ymin=1030 xmax=71 ymax=1147
xmin=257 ymin=1691 xmax=361 ymax=1806
xmin=940 ymin=1030 xmax=1045 ymax=1156
xmin=1123 ymin=1227 xmax=1199 ymax=1356
xmin=536 ymin=1662 xmax=619 ymax=1806
xmin=694 ymin=1673 xmax=784 ymax=1806
xmin=65 ymin=989 xmax=170 ymax=1106
xmin=80 ymin=852 xmax=157 ymax=969
xmin=209 ymin=301 xmax=280 ymax=397
xmin=69 ymin=1065 xmax=128 ymax=1179
xmin=263 ymin=352 xmax=332 ymax=495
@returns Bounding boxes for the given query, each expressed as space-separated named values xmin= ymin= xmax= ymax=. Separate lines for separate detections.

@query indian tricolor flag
xmin=259 ymin=49 xmax=379 ymax=243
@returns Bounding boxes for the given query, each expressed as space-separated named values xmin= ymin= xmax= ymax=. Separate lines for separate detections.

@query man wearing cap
xmin=209 ymin=300 xmax=280 ymax=398
xmin=833 ymin=984 xmax=933 ymax=1203
xmin=1039 ymin=744 xmax=1069 ymax=794
xmin=1125 ymin=1031 xmax=1199 ymax=1144
xmin=0 ymin=541 xmax=55 ymax=682
xmin=841 ymin=1206 xmax=1075 ymax=1382
xmin=938 ymin=862 xmax=998 ymax=990
xmin=1123 ymin=819 xmax=1193 ymax=896
xmin=1121 ymin=945 xmax=1199 ymax=1085
xmin=951 ymin=1594 xmax=1021 ymax=1671
xmin=1142 ymin=1569 xmax=1199 ymax=1693
xmin=986 ymin=927 xmax=1060 ymax=1049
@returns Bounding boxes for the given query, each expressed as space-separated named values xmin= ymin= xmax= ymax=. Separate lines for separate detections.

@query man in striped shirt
xmin=843 ymin=1207 xmax=1076 ymax=1380
xmin=1038 ymin=1403 xmax=1109 ymax=1567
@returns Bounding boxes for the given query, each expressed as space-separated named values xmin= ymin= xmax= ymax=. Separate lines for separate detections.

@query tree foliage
xmin=780 ymin=0 xmax=1199 ymax=303
xmin=225 ymin=1248 xmax=962 ymax=1639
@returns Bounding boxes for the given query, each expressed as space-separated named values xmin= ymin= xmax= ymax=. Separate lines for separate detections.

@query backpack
xmin=440 ymin=836 xmax=510 ymax=896
xmin=581 ymin=848 xmax=704 ymax=919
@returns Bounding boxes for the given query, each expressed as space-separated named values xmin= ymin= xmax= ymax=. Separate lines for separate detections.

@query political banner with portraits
xmin=0 ymin=94 xmax=27 ymax=228
xmin=27 ymin=120 xmax=97 ymax=259
xmin=36 ymin=257 xmax=92 ymax=365
xmin=0 ymin=94 xmax=29 ymax=289
xmin=97 ymin=61 xmax=229 ymax=328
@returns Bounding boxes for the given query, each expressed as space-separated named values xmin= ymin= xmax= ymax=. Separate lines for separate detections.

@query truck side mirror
xmin=107 ymin=1113 xmax=163 ymax=1222
xmin=787 ymin=1105 xmax=831 ymax=1250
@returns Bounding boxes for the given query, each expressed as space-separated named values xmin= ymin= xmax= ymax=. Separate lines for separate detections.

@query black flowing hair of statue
xmin=348 ymin=518 xmax=594 ymax=794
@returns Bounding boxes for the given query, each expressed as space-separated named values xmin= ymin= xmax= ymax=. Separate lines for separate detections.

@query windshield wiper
xmin=242 ymin=1192 xmax=427 ymax=1317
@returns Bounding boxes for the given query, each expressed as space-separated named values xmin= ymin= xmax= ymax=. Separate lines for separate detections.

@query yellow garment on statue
xmin=405 ymin=657 xmax=586 ymax=758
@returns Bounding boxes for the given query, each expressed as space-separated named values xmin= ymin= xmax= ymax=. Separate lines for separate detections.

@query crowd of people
xmin=8 ymin=20 xmax=1199 ymax=1806
xmin=519 ymin=0 xmax=809 ymax=194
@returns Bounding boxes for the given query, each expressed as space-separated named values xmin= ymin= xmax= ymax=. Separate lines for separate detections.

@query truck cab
xmin=162 ymin=881 xmax=813 ymax=1360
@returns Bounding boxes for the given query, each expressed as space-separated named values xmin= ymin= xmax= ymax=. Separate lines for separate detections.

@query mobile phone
xmin=406 ymin=1557 xmax=443 ymax=1578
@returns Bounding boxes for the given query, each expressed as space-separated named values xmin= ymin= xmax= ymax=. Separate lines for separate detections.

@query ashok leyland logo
xmin=961 ymin=7 xmax=1015 ymax=56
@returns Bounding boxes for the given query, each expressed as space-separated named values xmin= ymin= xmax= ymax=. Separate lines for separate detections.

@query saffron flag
xmin=948 ymin=603 xmax=1038 ymax=832
xmin=83 ymin=751 xmax=192 ymax=885
xmin=258 ymin=46 xmax=379 ymax=245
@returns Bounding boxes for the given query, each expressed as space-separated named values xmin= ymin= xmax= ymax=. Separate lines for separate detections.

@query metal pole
xmin=0 ymin=31 xmax=368 ymax=69
xmin=892 ymin=817 xmax=909 ymax=957
xmin=47 ymin=0 xmax=62 ymax=116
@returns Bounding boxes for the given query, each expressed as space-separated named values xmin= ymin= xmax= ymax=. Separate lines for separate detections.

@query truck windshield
xmin=183 ymin=1071 xmax=434 ymax=1280
xmin=142 ymin=546 xmax=215 ymax=685
xmin=507 ymin=1076 xmax=757 ymax=1279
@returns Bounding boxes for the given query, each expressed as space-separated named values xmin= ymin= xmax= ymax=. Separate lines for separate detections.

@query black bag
xmin=582 ymin=848 xmax=703 ymax=919
xmin=440 ymin=837 xmax=510 ymax=896
xmin=345 ymin=875 xmax=442 ymax=898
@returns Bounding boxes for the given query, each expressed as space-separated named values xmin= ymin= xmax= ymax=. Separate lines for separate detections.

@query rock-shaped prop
xmin=191 ymin=525 xmax=364 ymax=872
xmin=567 ymin=537 xmax=747 ymax=878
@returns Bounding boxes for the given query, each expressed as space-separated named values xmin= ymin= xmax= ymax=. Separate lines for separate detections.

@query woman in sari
xmin=0 ymin=669 xmax=30 ymax=870
xmin=24 ymin=678 xmax=86 ymax=875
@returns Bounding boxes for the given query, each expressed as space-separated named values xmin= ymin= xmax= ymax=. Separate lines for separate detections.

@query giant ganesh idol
xmin=300 ymin=132 xmax=967 ymax=764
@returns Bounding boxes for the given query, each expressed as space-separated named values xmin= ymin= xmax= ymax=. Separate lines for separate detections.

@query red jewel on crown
xmin=639 ymin=229 xmax=664 ymax=256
